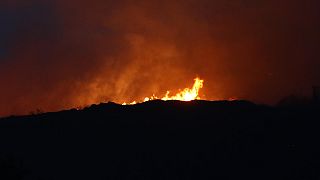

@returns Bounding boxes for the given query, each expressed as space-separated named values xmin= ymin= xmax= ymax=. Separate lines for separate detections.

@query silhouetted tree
xmin=276 ymin=94 xmax=312 ymax=107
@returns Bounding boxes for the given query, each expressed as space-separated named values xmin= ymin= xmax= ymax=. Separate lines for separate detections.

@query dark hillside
xmin=0 ymin=100 xmax=319 ymax=179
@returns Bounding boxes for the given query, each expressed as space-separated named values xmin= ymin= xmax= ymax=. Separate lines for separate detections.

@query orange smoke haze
xmin=0 ymin=0 xmax=320 ymax=116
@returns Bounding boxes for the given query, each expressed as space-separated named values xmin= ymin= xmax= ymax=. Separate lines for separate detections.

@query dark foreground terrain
xmin=0 ymin=100 xmax=320 ymax=180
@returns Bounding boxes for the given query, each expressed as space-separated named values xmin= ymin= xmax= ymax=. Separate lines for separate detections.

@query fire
xmin=122 ymin=77 xmax=204 ymax=105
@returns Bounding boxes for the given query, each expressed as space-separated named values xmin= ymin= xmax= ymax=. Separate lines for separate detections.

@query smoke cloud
xmin=1 ymin=0 xmax=320 ymax=116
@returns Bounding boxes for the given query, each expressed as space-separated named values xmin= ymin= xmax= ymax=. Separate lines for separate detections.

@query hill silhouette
xmin=0 ymin=100 xmax=319 ymax=179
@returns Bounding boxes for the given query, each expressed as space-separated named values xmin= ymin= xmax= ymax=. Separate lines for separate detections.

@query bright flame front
xmin=122 ymin=77 xmax=204 ymax=105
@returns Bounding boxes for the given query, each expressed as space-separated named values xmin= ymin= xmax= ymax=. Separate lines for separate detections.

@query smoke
xmin=0 ymin=0 xmax=320 ymax=116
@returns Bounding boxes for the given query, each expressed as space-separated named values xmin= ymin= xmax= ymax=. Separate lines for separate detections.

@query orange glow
xmin=122 ymin=77 xmax=204 ymax=105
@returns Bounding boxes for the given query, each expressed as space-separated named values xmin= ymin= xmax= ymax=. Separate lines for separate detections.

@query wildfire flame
xmin=122 ymin=77 xmax=204 ymax=105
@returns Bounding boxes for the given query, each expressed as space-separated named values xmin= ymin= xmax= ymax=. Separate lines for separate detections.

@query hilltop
xmin=0 ymin=100 xmax=319 ymax=180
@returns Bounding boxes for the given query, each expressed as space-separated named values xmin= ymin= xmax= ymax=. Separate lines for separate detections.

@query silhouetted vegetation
xmin=0 ymin=100 xmax=319 ymax=179
xmin=276 ymin=94 xmax=312 ymax=107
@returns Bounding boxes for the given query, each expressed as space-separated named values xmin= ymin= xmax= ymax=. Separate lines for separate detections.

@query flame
xmin=122 ymin=77 xmax=204 ymax=105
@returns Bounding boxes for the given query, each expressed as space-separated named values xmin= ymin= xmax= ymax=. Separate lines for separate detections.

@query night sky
xmin=1 ymin=0 xmax=320 ymax=116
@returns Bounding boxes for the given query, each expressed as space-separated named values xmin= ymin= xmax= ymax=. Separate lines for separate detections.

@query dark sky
xmin=1 ymin=0 xmax=320 ymax=116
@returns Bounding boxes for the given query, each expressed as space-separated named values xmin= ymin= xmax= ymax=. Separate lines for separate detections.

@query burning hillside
xmin=122 ymin=77 xmax=204 ymax=105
